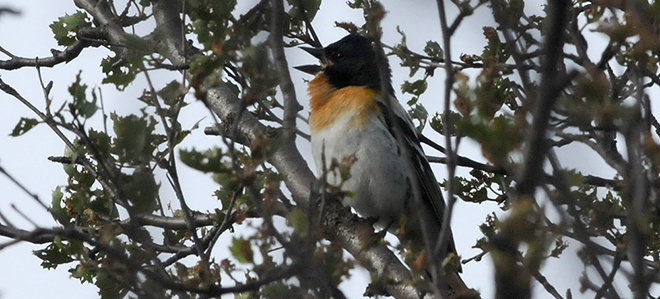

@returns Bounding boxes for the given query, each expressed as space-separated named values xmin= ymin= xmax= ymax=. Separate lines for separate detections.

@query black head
xmin=296 ymin=34 xmax=393 ymax=93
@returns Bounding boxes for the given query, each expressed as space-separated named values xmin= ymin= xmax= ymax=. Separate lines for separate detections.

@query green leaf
xmin=506 ymin=0 xmax=525 ymax=27
xmin=180 ymin=148 xmax=228 ymax=173
xmin=35 ymin=243 xmax=74 ymax=269
xmin=225 ymin=80 xmax=240 ymax=96
xmin=10 ymin=117 xmax=39 ymax=136
xmin=230 ymin=237 xmax=254 ymax=263
xmin=88 ymin=129 xmax=111 ymax=159
xmin=111 ymin=113 xmax=157 ymax=165
xmin=302 ymin=0 xmax=322 ymax=20
xmin=430 ymin=111 xmax=463 ymax=137
xmin=49 ymin=11 xmax=92 ymax=46
xmin=101 ymin=55 xmax=138 ymax=90
xmin=408 ymin=104 xmax=428 ymax=133
xmin=68 ymin=71 xmax=97 ymax=118
xmin=401 ymin=79 xmax=428 ymax=96
xmin=97 ymin=271 xmax=128 ymax=299
xmin=120 ymin=167 xmax=159 ymax=214
xmin=287 ymin=0 xmax=321 ymax=20
xmin=62 ymin=145 xmax=78 ymax=177
xmin=34 ymin=237 xmax=83 ymax=269
xmin=423 ymin=40 xmax=443 ymax=59
xmin=287 ymin=207 xmax=308 ymax=236
xmin=157 ymin=80 xmax=183 ymax=106
xmin=69 ymin=264 xmax=94 ymax=283
xmin=50 ymin=186 xmax=70 ymax=224
xmin=262 ymin=281 xmax=295 ymax=299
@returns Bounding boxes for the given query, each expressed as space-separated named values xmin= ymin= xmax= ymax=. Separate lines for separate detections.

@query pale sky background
xmin=0 ymin=0 xmax=638 ymax=298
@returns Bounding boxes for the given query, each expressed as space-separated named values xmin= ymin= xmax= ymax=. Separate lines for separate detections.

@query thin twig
xmin=0 ymin=165 xmax=49 ymax=210
xmin=434 ymin=0 xmax=462 ymax=296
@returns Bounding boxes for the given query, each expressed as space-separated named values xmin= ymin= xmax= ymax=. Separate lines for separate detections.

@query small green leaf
xmin=111 ymin=113 xmax=157 ymax=165
xmin=49 ymin=11 xmax=92 ymax=46
xmin=101 ymin=55 xmax=138 ymax=90
xmin=180 ymin=148 xmax=227 ymax=173
xmin=35 ymin=243 xmax=73 ymax=269
xmin=50 ymin=186 xmax=70 ymax=224
xmin=287 ymin=207 xmax=308 ymax=235
xmin=288 ymin=0 xmax=321 ymax=20
xmin=68 ymin=72 xmax=97 ymax=118
xmin=121 ymin=167 xmax=159 ymax=214
xmin=69 ymin=264 xmax=94 ymax=283
xmin=10 ymin=117 xmax=39 ymax=136
xmin=34 ymin=237 xmax=83 ymax=269
xmin=401 ymin=79 xmax=428 ymax=96
xmin=97 ymin=271 xmax=128 ymax=299
xmin=88 ymin=129 xmax=111 ymax=159
xmin=157 ymin=80 xmax=183 ymax=106
xmin=423 ymin=40 xmax=443 ymax=59
xmin=230 ymin=237 xmax=254 ymax=263
xmin=224 ymin=80 xmax=240 ymax=96
xmin=408 ymin=104 xmax=428 ymax=133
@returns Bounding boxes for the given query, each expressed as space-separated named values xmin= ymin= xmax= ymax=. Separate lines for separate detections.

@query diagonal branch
xmin=0 ymin=28 xmax=108 ymax=70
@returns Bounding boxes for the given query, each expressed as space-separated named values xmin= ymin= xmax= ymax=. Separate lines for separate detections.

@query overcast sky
xmin=0 ymin=0 xmax=632 ymax=298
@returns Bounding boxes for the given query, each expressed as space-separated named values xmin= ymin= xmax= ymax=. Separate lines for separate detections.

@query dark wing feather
xmin=375 ymin=96 xmax=457 ymax=255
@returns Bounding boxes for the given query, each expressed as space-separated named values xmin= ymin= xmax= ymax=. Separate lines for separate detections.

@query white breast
xmin=311 ymin=112 xmax=409 ymax=227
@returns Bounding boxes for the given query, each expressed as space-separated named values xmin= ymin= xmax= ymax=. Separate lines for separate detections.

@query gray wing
xmin=375 ymin=95 xmax=457 ymax=255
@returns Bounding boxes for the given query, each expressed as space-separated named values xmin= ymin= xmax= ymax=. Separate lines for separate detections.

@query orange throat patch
xmin=308 ymin=74 xmax=381 ymax=133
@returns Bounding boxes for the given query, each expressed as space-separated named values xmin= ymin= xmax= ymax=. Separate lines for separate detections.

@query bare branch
xmin=515 ymin=0 xmax=570 ymax=197
xmin=270 ymin=0 xmax=303 ymax=136
xmin=0 ymin=28 xmax=108 ymax=70
xmin=151 ymin=0 xmax=186 ymax=67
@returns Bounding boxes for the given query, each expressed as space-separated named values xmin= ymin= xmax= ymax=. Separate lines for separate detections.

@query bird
xmin=295 ymin=34 xmax=471 ymax=296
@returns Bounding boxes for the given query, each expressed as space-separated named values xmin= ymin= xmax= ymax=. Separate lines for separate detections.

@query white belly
xmin=311 ymin=113 xmax=409 ymax=226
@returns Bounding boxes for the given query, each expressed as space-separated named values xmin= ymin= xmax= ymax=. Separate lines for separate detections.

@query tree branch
xmin=515 ymin=0 xmax=570 ymax=197
xmin=0 ymin=28 xmax=108 ymax=70
xmin=151 ymin=0 xmax=186 ymax=67
xmin=269 ymin=0 xmax=303 ymax=136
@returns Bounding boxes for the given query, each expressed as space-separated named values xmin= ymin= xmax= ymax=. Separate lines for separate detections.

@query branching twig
xmin=0 ymin=28 xmax=108 ymax=70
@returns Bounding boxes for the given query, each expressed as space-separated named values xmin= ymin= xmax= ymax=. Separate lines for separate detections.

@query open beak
xmin=293 ymin=46 xmax=325 ymax=75
xmin=294 ymin=64 xmax=322 ymax=75
xmin=300 ymin=46 xmax=324 ymax=60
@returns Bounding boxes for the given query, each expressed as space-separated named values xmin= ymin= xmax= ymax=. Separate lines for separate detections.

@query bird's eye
xmin=332 ymin=52 xmax=344 ymax=61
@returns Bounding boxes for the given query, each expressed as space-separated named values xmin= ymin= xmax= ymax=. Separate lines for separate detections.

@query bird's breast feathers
xmin=308 ymin=74 xmax=383 ymax=133
xmin=307 ymin=74 xmax=409 ymax=224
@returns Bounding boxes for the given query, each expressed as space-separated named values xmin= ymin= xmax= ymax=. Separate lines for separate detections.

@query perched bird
xmin=296 ymin=34 xmax=468 ymax=295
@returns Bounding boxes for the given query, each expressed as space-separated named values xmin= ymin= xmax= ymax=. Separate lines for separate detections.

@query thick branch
xmin=494 ymin=1 xmax=570 ymax=299
xmin=151 ymin=0 xmax=186 ymax=67
xmin=74 ymin=0 xmax=127 ymax=45
xmin=515 ymin=0 xmax=570 ymax=197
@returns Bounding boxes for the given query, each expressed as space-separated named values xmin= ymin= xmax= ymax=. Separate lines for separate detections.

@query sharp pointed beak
xmin=294 ymin=64 xmax=323 ymax=75
xmin=300 ymin=46 xmax=324 ymax=60
xmin=294 ymin=46 xmax=325 ymax=75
